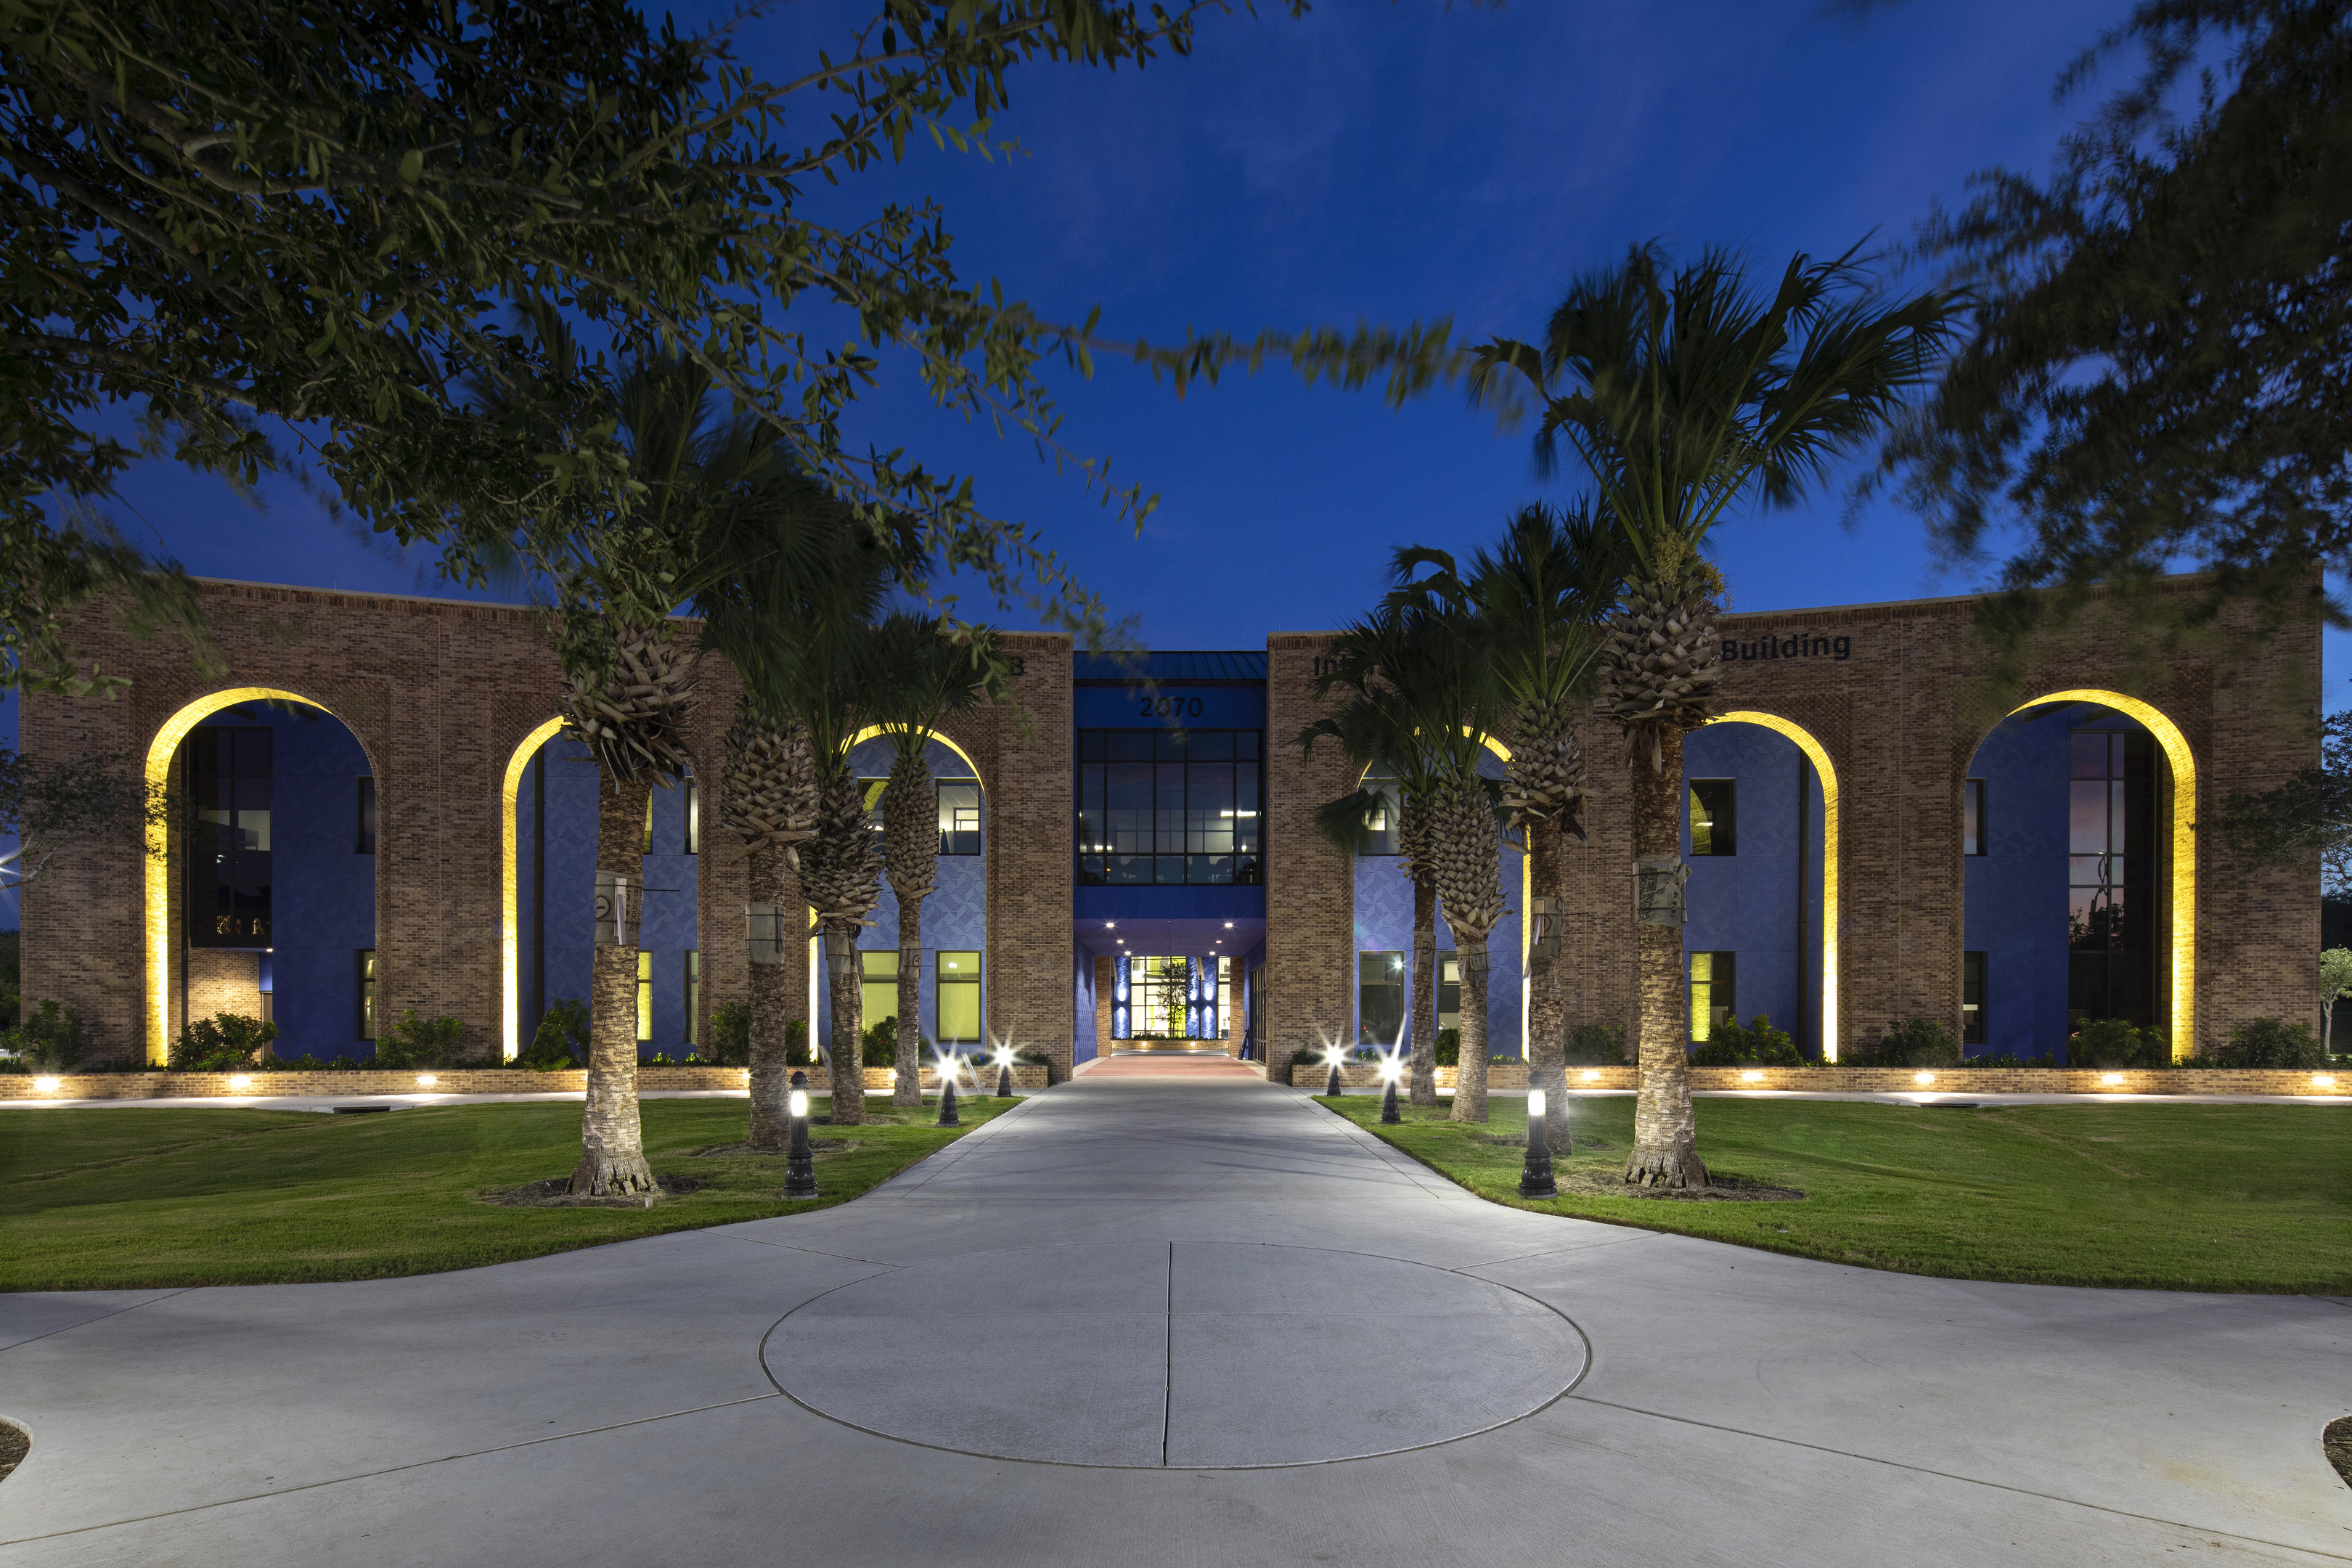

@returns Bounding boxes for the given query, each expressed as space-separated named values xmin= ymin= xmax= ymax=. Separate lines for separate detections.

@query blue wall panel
xmin=1681 ymin=722 xmax=1825 ymax=1056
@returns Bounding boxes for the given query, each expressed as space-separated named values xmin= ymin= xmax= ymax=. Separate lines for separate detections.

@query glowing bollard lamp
xmin=994 ymin=1042 xmax=1015 ymax=1099
xmin=936 ymin=1053 xmax=961 ymax=1127
xmin=783 ymin=1071 xmax=820 ymax=1200
xmin=1324 ymin=1046 xmax=1345 ymax=1098
xmin=1379 ymin=1053 xmax=1402 ymax=1125
xmin=1517 ymin=1089 xmax=1558 ymax=1199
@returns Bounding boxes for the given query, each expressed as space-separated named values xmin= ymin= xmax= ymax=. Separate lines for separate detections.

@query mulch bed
xmin=1551 ymin=1171 xmax=1808 ymax=1203
xmin=690 ymin=1140 xmax=859 ymax=1159
xmin=2327 ymin=1416 xmax=2352 ymax=1490
xmin=0 ymin=1421 xmax=26 ymax=1485
xmin=479 ymin=1173 xmax=708 ymax=1209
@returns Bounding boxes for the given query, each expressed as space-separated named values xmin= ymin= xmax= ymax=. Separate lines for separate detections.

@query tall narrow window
xmin=1437 ymin=954 xmax=1461 ymax=1034
xmin=936 ymin=951 xmax=982 ymax=1045
xmin=1217 ymin=957 xmax=1233 ymax=1041
xmin=636 ymin=950 xmax=653 ymax=1043
xmin=356 ymin=950 xmax=377 ymax=1041
xmin=1963 ymin=779 xmax=1987 ymax=857
xmin=1360 ymin=770 xmax=1400 ymax=855
xmin=859 ymin=950 xmax=899 ymax=1034
xmin=356 ymin=776 xmax=377 ymax=854
xmin=1357 ymin=952 xmax=1405 ymax=1045
xmin=1687 ymin=780 xmax=1736 ymax=856
xmin=1962 ymin=951 xmax=1986 ymax=1046
xmin=1249 ymin=964 xmax=1265 ymax=1047
xmin=1690 ymin=951 xmax=1737 ymax=1041
xmin=683 ymin=951 xmax=700 ymax=1048
xmin=684 ymin=777 xmax=699 ymax=856
xmin=189 ymin=724 xmax=273 ymax=946
xmin=938 ymin=780 xmax=982 ymax=855
xmin=2068 ymin=730 xmax=2154 ymax=1023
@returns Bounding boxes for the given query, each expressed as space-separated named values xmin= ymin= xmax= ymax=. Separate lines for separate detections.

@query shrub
xmin=170 ymin=1011 xmax=274 ymax=1071
xmin=1564 ymin=1022 xmax=1627 ymax=1065
xmin=2211 ymin=1016 xmax=2325 ymax=1069
xmin=375 ymin=1010 xmax=462 ymax=1069
xmin=1850 ymin=1017 xmax=1960 ymax=1068
xmin=2067 ymin=1016 xmax=2168 ymax=1069
xmin=1689 ymin=1013 xmax=1802 ymax=1066
xmin=785 ymin=1017 xmax=811 ymax=1066
xmin=521 ymin=998 xmax=588 ymax=1071
xmin=10 ymin=999 xmax=83 ymax=1072
xmin=706 ymin=1002 xmax=751 ymax=1066
xmin=1432 ymin=1027 xmax=1461 ymax=1067
xmin=861 ymin=1016 xmax=902 ymax=1067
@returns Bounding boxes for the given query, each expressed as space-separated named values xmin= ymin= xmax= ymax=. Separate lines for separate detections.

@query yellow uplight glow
xmin=1580 ymin=1069 xmax=1600 ymax=1082
xmin=229 ymin=1075 xmax=252 ymax=1090
xmin=33 ymin=1076 xmax=60 ymax=1092
xmin=500 ymin=716 xmax=570 ymax=1061
xmin=2009 ymin=691 xmax=2195 ymax=1058
xmin=1710 ymin=713 xmax=1839 ymax=1062
xmin=1914 ymin=1071 xmax=1936 ymax=1086
xmin=2101 ymin=1072 xmax=2125 ymax=1087
xmin=144 ymin=687 xmax=337 ymax=1063
xmin=2314 ymin=1074 xmax=2338 ymax=1091
xmin=1740 ymin=1070 xmax=1764 ymax=1083
xmin=417 ymin=1074 xmax=438 ymax=1087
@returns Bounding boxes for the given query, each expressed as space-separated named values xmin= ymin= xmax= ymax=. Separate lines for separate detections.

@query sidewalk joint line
xmin=1567 ymin=1395 xmax=2352 ymax=1562
xmin=0 ymin=1289 xmax=192 ymax=1357
xmin=1161 ymin=1241 xmax=1175 ymax=1467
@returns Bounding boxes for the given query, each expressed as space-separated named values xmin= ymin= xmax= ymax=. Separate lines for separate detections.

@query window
xmin=637 ymin=950 xmax=653 ymax=1042
xmin=936 ymin=951 xmax=982 ymax=1045
xmin=1689 ymin=951 xmax=1736 ymax=1041
xmin=189 ymin=725 xmax=273 ymax=946
xmin=1437 ymin=954 xmax=1461 ymax=1034
xmin=1962 ymin=778 xmax=1986 ymax=857
xmin=1688 ymin=780 xmax=1736 ymax=856
xmin=1217 ymin=957 xmax=1233 ymax=1040
xmin=1360 ymin=770 xmax=1400 ymax=855
xmin=1357 ymin=952 xmax=1405 ymax=1045
xmin=356 ymin=776 xmax=377 ymax=854
xmin=1249 ymin=964 xmax=1265 ymax=1046
xmin=939 ymin=780 xmax=981 ymax=855
xmin=684 ymin=952 xmax=700 ymax=1048
xmin=356 ymin=950 xmax=377 ymax=1040
xmin=1077 ymin=729 xmax=1263 ymax=886
xmin=684 ymin=777 xmax=699 ymax=856
xmin=2068 ymin=730 xmax=2154 ymax=1022
xmin=860 ymin=950 xmax=899 ymax=1034
xmin=1962 ymin=951 xmax=1986 ymax=1046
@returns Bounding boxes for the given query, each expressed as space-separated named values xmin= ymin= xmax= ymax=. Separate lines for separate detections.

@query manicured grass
xmin=1321 ymin=1094 xmax=2352 ymax=1292
xmin=0 ymin=1095 xmax=1012 ymax=1290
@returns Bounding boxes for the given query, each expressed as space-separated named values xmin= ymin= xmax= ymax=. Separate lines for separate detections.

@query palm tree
xmin=716 ymin=709 xmax=818 ymax=1149
xmin=863 ymin=612 xmax=1008 ymax=1106
xmin=1395 ymin=505 xmax=1625 ymax=1150
xmin=1471 ymin=244 xmax=1956 ymax=1186
xmin=1307 ymin=594 xmax=1506 ymax=1122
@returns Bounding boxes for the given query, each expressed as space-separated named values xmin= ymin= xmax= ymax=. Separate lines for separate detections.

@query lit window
xmin=1438 ymin=954 xmax=1461 ymax=1034
xmin=356 ymin=776 xmax=377 ymax=854
xmin=938 ymin=780 xmax=981 ymax=855
xmin=1962 ymin=951 xmax=1986 ymax=1046
xmin=636 ymin=950 xmax=652 ymax=1043
xmin=937 ymin=951 xmax=982 ymax=1045
xmin=684 ymin=951 xmax=700 ymax=1047
xmin=1357 ymin=952 xmax=1404 ymax=1045
xmin=1076 ymin=730 xmax=1262 ymax=886
xmin=356 ymin=950 xmax=376 ymax=1040
xmin=1688 ymin=780 xmax=1736 ymax=856
xmin=1690 ymin=951 xmax=1737 ymax=1041
xmin=860 ymin=950 xmax=899 ymax=1035
xmin=685 ymin=777 xmax=699 ymax=856
xmin=1962 ymin=778 xmax=1986 ymax=857
xmin=1360 ymin=770 xmax=1400 ymax=855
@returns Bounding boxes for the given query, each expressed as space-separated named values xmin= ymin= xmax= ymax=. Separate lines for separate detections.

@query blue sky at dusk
xmin=4 ymin=0 xmax=2345 ymax=921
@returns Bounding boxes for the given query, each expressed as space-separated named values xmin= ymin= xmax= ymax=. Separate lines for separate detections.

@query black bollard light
xmin=783 ymin=1070 xmax=820 ymax=1199
xmin=1379 ymin=1058 xmax=1402 ymax=1124
xmin=936 ymin=1058 xmax=961 ymax=1127
xmin=995 ymin=1045 xmax=1013 ymax=1100
xmin=1325 ymin=1050 xmax=1343 ymax=1098
xmin=1517 ymin=1088 xmax=1557 ymax=1199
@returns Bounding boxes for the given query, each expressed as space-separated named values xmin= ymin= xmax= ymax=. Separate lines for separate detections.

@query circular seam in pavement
xmin=757 ymin=1240 xmax=1593 ymax=1470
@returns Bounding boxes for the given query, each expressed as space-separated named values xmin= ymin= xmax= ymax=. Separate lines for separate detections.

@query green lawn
xmin=0 ymin=1096 xmax=1010 ymax=1291
xmin=1321 ymin=1095 xmax=2352 ymax=1292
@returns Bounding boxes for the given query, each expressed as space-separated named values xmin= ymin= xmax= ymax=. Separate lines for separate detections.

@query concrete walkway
xmin=2 ymin=1062 xmax=2348 ymax=1565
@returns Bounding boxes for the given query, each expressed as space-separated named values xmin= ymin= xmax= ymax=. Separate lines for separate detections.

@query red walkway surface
xmin=1078 ymin=1055 xmax=1265 ymax=1079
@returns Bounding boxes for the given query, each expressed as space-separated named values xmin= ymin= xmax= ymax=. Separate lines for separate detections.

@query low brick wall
xmin=0 ymin=1061 xmax=1050 ymax=1101
xmin=1286 ymin=1061 xmax=2347 ymax=1097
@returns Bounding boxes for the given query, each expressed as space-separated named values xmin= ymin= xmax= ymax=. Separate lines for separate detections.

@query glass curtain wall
xmin=1077 ymin=730 xmax=1262 ymax=886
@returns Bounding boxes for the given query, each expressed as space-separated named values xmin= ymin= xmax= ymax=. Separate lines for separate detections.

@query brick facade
xmin=1262 ymin=635 xmax=1358 ymax=1080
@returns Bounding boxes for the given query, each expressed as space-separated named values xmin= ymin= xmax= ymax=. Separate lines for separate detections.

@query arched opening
xmin=144 ymin=688 xmax=378 ymax=1064
xmin=1690 ymin=711 xmax=1841 ymax=1061
xmin=501 ymin=719 xmax=706 ymax=1063
xmin=1964 ymin=690 xmax=2195 ymax=1059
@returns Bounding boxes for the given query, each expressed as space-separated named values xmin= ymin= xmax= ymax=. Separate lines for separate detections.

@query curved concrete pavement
xmin=2 ymin=1063 xmax=2348 ymax=1565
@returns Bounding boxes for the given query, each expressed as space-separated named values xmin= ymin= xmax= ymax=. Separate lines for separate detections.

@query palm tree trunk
xmin=1625 ymin=730 xmax=1707 ymax=1188
xmin=823 ymin=923 xmax=865 ymax=1124
xmin=1525 ymin=817 xmax=1572 ymax=1153
xmin=572 ymin=773 xmax=656 ymax=1196
xmin=1408 ymin=870 xmax=1438 ymax=1106
xmin=1450 ymin=934 xmax=1490 ymax=1122
xmin=744 ymin=844 xmax=795 ymax=1152
xmin=894 ymin=902 xmax=923 ymax=1106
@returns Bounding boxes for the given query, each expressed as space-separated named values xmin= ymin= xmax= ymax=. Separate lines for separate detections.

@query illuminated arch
xmin=845 ymin=725 xmax=987 ymax=790
xmin=143 ymin=687 xmax=343 ymax=1063
xmin=1705 ymin=711 xmax=1842 ymax=1063
xmin=1998 ymin=690 xmax=2196 ymax=1058
xmin=499 ymin=718 xmax=571 ymax=1060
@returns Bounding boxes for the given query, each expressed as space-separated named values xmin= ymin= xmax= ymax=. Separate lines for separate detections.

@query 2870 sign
xmin=1140 ymin=694 xmax=1204 ymax=718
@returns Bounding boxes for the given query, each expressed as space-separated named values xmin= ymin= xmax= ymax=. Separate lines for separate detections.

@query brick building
xmin=20 ymin=576 xmax=2319 ymax=1077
